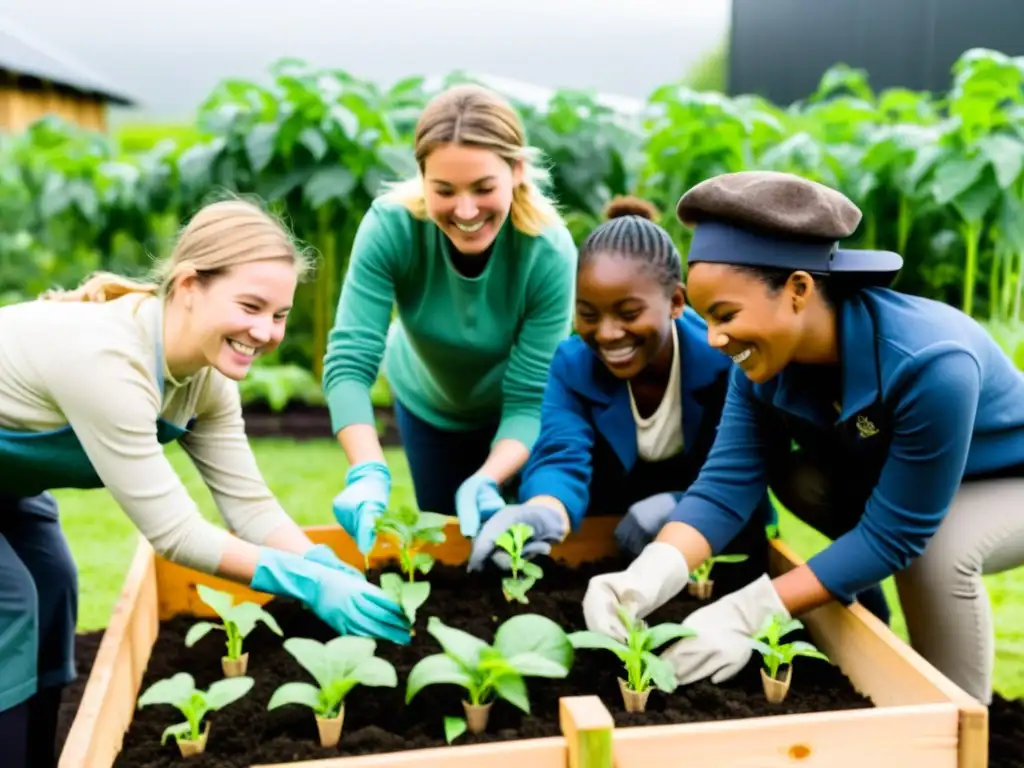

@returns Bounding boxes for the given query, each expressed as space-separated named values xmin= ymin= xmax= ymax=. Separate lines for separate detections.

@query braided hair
xmin=578 ymin=196 xmax=682 ymax=295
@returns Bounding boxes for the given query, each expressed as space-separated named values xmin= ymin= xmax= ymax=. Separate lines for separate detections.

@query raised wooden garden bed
xmin=58 ymin=517 xmax=988 ymax=768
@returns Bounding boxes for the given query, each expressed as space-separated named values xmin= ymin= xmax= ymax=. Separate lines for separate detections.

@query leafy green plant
xmin=379 ymin=572 xmax=430 ymax=628
xmin=184 ymin=585 xmax=282 ymax=676
xmin=373 ymin=505 xmax=448 ymax=581
xmin=494 ymin=522 xmax=543 ymax=604
xmin=406 ymin=614 xmax=574 ymax=736
xmin=268 ymin=636 xmax=398 ymax=747
xmin=749 ymin=613 xmax=831 ymax=703
xmin=136 ymin=672 xmax=253 ymax=756
xmin=568 ymin=606 xmax=695 ymax=712
xmin=687 ymin=554 xmax=749 ymax=599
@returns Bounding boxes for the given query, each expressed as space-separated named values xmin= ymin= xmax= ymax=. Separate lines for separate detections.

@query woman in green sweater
xmin=323 ymin=84 xmax=578 ymax=551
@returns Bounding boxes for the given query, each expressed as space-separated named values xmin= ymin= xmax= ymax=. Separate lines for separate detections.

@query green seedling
xmin=687 ymin=553 xmax=749 ymax=599
xmin=749 ymin=612 xmax=831 ymax=703
xmin=568 ymin=606 xmax=695 ymax=712
xmin=373 ymin=505 xmax=448 ymax=581
xmin=495 ymin=522 xmax=543 ymax=604
xmin=406 ymin=614 xmax=573 ymax=737
xmin=268 ymin=636 xmax=398 ymax=747
xmin=380 ymin=572 xmax=430 ymax=628
xmin=137 ymin=672 xmax=253 ymax=757
xmin=185 ymin=585 xmax=282 ymax=677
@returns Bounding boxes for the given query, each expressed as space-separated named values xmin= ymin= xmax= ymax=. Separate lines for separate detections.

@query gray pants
xmin=893 ymin=477 xmax=1024 ymax=705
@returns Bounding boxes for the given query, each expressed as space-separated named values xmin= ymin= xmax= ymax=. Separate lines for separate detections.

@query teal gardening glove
xmin=332 ymin=461 xmax=391 ymax=554
xmin=455 ymin=473 xmax=507 ymax=537
xmin=303 ymin=543 xmax=365 ymax=580
xmin=250 ymin=547 xmax=410 ymax=644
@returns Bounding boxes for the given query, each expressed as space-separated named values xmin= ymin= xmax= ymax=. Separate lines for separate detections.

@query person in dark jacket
xmin=467 ymin=197 xmax=777 ymax=579
xmin=582 ymin=171 xmax=1024 ymax=705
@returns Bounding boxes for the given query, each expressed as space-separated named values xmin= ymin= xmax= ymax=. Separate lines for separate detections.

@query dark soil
xmin=241 ymin=404 xmax=401 ymax=445
xmin=56 ymin=554 xmax=1024 ymax=767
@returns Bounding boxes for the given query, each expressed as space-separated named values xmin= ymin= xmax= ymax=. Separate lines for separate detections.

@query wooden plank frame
xmin=58 ymin=518 xmax=989 ymax=768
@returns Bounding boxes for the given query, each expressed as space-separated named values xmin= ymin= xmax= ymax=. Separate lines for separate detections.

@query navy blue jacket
xmin=519 ymin=307 xmax=768 ymax=530
xmin=668 ymin=287 xmax=1024 ymax=603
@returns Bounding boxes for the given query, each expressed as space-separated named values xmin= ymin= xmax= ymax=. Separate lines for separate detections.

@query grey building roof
xmin=0 ymin=16 xmax=136 ymax=105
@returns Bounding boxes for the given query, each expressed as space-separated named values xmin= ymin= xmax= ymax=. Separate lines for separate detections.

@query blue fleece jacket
xmin=668 ymin=287 xmax=1024 ymax=603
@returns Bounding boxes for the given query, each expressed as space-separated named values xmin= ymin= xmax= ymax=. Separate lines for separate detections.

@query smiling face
xmin=574 ymin=252 xmax=685 ymax=380
xmin=423 ymin=143 xmax=521 ymax=255
xmin=685 ymin=262 xmax=822 ymax=383
xmin=177 ymin=258 xmax=297 ymax=380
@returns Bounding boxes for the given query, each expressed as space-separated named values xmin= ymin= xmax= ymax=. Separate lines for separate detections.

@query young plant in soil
xmin=184 ymin=584 xmax=283 ymax=677
xmin=379 ymin=572 xmax=430 ymax=631
xmin=749 ymin=612 xmax=831 ymax=703
xmin=495 ymin=522 xmax=543 ymax=604
xmin=568 ymin=606 xmax=696 ymax=712
xmin=406 ymin=613 xmax=574 ymax=738
xmin=267 ymin=635 xmax=398 ymax=748
xmin=373 ymin=505 xmax=448 ymax=581
xmin=136 ymin=672 xmax=254 ymax=757
xmin=687 ymin=553 xmax=749 ymax=599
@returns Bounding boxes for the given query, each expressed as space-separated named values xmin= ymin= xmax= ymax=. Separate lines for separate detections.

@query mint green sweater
xmin=323 ymin=198 xmax=577 ymax=450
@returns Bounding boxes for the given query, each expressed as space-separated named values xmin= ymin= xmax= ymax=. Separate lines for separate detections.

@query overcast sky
xmin=1 ymin=0 xmax=731 ymax=122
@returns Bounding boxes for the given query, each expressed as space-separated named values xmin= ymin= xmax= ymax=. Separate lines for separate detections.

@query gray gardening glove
xmin=615 ymin=491 xmax=684 ymax=555
xmin=660 ymin=574 xmax=789 ymax=685
xmin=466 ymin=502 xmax=569 ymax=572
xmin=581 ymin=541 xmax=691 ymax=642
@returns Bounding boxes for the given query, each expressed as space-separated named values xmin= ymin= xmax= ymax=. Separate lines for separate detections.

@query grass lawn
xmin=55 ymin=438 xmax=1024 ymax=699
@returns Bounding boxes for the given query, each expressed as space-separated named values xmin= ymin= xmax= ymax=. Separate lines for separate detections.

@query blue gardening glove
xmin=659 ymin=574 xmax=789 ymax=685
xmin=467 ymin=502 xmax=569 ymax=572
xmin=250 ymin=547 xmax=411 ymax=645
xmin=455 ymin=473 xmax=507 ymax=537
xmin=614 ymin=492 xmax=684 ymax=556
xmin=303 ymin=544 xmax=365 ymax=580
xmin=332 ymin=461 xmax=391 ymax=554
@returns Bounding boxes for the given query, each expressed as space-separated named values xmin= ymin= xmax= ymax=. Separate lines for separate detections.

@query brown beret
xmin=676 ymin=170 xmax=862 ymax=241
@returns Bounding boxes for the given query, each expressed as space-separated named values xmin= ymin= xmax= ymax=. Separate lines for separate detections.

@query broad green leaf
xmin=711 ymin=554 xmax=749 ymax=564
xmin=493 ymin=671 xmax=530 ymax=713
xmin=205 ymin=676 xmax=254 ymax=709
xmin=494 ymin=614 xmax=574 ymax=672
xmin=352 ymin=656 xmax=398 ymax=688
xmin=267 ymin=681 xmax=322 ymax=711
xmin=977 ymin=134 xmax=1024 ymax=188
xmin=952 ymin=180 xmax=999 ymax=224
xmin=931 ymin=154 xmax=987 ymax=205
xmin=426 ymin=617 xmax=489 ymax=667
xmin=227 ymin=601 xmax=278 ymax=638
xmin=406 ymin=653 xmax=474 ymax=703
xmin=297 ymin=127 xmax=328 ymax=161
xmin=196 ymin=586 xmax=235 ymax=620
xmin=642 ymin=652 xmax=678 ymax=694
xmin=521 ymin=560 xmax=543 ymax=579
xmin=444 ymin=716 xmax=467 ymax=744
xmin=644 ymin=623 xmax=696 ymax=651
xmin=283 ymin=637 xmax=337 ymax=690
xmin=568 ymin=630 xmax=627 ymax=655
xmin=303 ymin=166 xmax=356 ymax=208
xmin=184 ymin=621 xmax=218 ymax=648
xmin=245 ymin=122 xmax=278 ymax=173
xmin=506 ymin=651 xmax=568 ymax=678
xmin=160 ymin=721 xmax=195 ymax=746
xmin=138 ymin=673 xmax=195 ymax=708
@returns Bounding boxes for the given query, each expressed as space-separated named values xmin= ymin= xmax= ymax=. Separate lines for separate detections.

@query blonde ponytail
xmin=382 ymin=83 xmax=563 ymax=238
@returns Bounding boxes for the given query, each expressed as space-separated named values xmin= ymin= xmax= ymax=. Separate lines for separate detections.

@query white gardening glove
xmin=582 ymin=542 xmax=691 ymax=642
xmin=659 ymin=574 xmax=789 ymax=685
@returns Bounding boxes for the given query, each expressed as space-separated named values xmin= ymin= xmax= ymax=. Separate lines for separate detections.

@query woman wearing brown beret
xmin=581 ymin=170 xmax=1024 ymax=705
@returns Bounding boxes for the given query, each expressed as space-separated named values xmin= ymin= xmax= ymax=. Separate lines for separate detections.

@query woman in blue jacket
xmin=582 ymin=170 xmax=1024 ymax=705
xmin=467 ymin=197 xmax=777 ymax=582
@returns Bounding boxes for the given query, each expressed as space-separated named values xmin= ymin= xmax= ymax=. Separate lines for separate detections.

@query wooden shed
xmin=0 ymin=16 xmax=135 ymax=133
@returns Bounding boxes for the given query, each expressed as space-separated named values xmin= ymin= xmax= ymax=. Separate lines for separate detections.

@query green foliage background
xmin=4 ymin=48 xmax=1024 ymax=409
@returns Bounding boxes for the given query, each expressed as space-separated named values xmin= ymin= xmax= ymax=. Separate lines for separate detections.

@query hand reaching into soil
xmin=249 ymin=547 xmax=412 ymax=645
xmin=332 ymin=461 xmax=392 ymax=554
xmin=466 ymin=503 xmax=568 ymax=572
xmin=455 ymin=473 xmax=507 ymax=537
xmin=581 ymin=542 xmax=690 ymax=642
xmin=659 ymin=574 xmax=789 ymax=685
